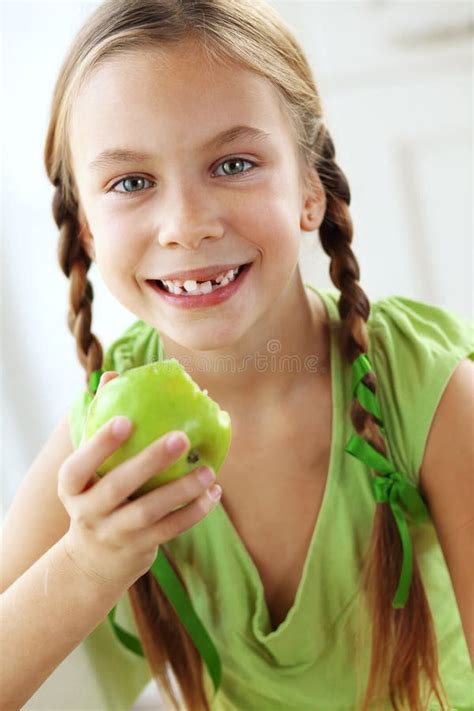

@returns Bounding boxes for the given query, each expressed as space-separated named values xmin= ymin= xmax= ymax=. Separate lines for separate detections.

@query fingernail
xmin=166 ymin=432 xmax=189 ymax=454
xmin=197 ymin=466 xmax=215 ymax=485
xmin=112 ymin=416 xmax=132 ymax=438
xmin=208 ymin=484 xmax=222 ymax=501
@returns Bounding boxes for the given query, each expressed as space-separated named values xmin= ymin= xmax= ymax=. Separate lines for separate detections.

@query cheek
xmin=95 ymin=224 xmax=144 ymax=266
xmin=93 ymin=237 xmax=144 ymax=302
xmin=239 ymin=196 xmax=299 ymax=255
xmin=234 ymin=185 xmax=297 ymax=239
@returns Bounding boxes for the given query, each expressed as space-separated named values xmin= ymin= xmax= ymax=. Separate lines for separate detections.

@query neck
xmin=158 ymin=274 xmax=330 ymax=412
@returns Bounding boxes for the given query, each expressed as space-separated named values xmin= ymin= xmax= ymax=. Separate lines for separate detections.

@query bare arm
xmin=1 ymin=373 xmax=221 ymax=709
xmin=1 ymin=412 xmax=73 ymax=593
xmin=419 ymin=358 xmax=474 ymax=669
xmin=0 ymin=536 xmax=126 ymax=710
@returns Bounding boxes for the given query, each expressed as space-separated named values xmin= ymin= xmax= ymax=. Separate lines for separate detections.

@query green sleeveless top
xmin=68 ymin=286 xmax=474 ymax=711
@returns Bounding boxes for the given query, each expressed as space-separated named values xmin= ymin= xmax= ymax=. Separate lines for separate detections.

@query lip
xmin=147 ymin=261 xmax=253 ymax=309
xmin=158 ymin=262 xmax=249 ymax=283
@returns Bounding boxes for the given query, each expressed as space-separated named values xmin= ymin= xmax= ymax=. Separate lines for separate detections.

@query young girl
xmin=2 ymin=1 xmax=473 ymax=710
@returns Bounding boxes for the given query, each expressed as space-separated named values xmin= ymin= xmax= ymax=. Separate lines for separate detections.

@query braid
xmin=315 ymin=125 xmax=449 ymax=711
xmin=128 ymin=552 xmax=209 ymax=711
xmin=52 ymin=183 xmax=103 ymax=393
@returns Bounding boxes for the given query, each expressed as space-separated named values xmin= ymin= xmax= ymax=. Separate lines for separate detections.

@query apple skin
xmin=83 ymin=359 xmax=232 ymax=499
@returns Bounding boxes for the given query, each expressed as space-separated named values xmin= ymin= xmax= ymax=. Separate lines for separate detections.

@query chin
xmin=171 ymin=329 xmax=240 ymax=354
xmin=165 ymin=320 xmax=247 ymax=360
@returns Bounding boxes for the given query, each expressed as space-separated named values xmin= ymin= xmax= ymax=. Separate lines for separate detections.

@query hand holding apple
xmin=59 ymin=404 xmax=223 ymax=589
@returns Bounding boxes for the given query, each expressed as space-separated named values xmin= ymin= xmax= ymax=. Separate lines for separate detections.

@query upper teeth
xmin=161 ymin=267 xmax=240 ymax=294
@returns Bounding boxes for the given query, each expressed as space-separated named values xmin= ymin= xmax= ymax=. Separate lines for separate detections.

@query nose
xmin=157 ymin=182 xmax=224 ymax=250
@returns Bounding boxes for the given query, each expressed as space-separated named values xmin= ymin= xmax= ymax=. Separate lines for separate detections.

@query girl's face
xmin=69 ymin=39 xmax=324 ymax=352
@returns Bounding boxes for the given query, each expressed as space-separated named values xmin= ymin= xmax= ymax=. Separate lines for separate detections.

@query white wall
xmin=1 ymin=1 xmax=472 ymax=709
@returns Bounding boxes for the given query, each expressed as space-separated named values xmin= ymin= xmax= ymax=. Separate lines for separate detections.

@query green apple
xmin=83 ymin=359 xmax=231 ymax=499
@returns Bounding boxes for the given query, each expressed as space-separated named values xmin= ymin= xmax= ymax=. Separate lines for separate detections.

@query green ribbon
xmin=351 ymin=354 xmax=386 ymax=437
xmin=107 ymin=548 xmax=222 ymax=693
xmin=345 ymin=354 xmax=430 ymax=608
xmin=87 ymin=369 xmax=222 ymax=695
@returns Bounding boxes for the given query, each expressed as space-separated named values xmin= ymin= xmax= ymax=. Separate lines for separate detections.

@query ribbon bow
xmin=344 ymin=354 xmax=429 ymax=608
xmin=87 ymin=368 xmax=222 ymax=695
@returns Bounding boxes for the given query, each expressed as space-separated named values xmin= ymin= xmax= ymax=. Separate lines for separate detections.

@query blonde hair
xmin=44 ymin=1 xmax=449 ymax=709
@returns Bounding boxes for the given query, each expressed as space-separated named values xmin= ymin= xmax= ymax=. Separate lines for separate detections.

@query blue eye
xmin=109 ymin=176 xmax=154 ymax=195
xmin=108 ymin=157 xmax=255 ymax=197
xmin=214 ymin=157 xmax=254 ymax=177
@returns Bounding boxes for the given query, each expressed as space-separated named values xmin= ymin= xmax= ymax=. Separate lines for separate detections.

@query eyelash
xmin=107 ymin=157 xmax=256 ymax=196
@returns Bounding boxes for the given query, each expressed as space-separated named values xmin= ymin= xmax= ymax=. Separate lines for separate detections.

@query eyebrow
xmin=88 ymin=125 xmax=271 ymax=172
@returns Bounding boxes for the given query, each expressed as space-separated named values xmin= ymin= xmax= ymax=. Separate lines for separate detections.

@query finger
xmin=97 ymin=371 xmax=119 ymax=393
xmin=79 ymin=430 xmax=191 ymax=516
xmin=58 ymin=416 xmax=134 ymax=498
xmin=124 ymin=484 xmax=222 ymax=550
xmin=102 ymin=464 xmax=216 ymax=534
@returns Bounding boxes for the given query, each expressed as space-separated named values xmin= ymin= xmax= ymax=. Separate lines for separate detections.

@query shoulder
xmin=365 ymin=294 xmax=474 ymax=486
xmin=368 ymin=294 xmax=474 ymax=360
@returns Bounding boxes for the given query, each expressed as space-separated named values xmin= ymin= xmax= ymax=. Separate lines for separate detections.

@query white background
xmin=1 ymin=1 xmax=473 ymax=709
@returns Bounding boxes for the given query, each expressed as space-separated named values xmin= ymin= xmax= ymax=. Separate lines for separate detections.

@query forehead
xmin=69 ymin=41 xmax=294 ymax=169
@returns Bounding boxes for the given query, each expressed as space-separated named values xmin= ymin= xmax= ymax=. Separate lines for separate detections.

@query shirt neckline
xmin=213 ymin=285 xmax=344 ymax=643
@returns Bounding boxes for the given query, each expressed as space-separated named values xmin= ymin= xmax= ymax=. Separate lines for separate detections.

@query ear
xmin=300 ymin=165 xmax=326 ymax=233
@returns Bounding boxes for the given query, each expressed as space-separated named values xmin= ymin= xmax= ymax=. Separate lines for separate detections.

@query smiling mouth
xmin=150 ymin=263 xmax=249 ymax=296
